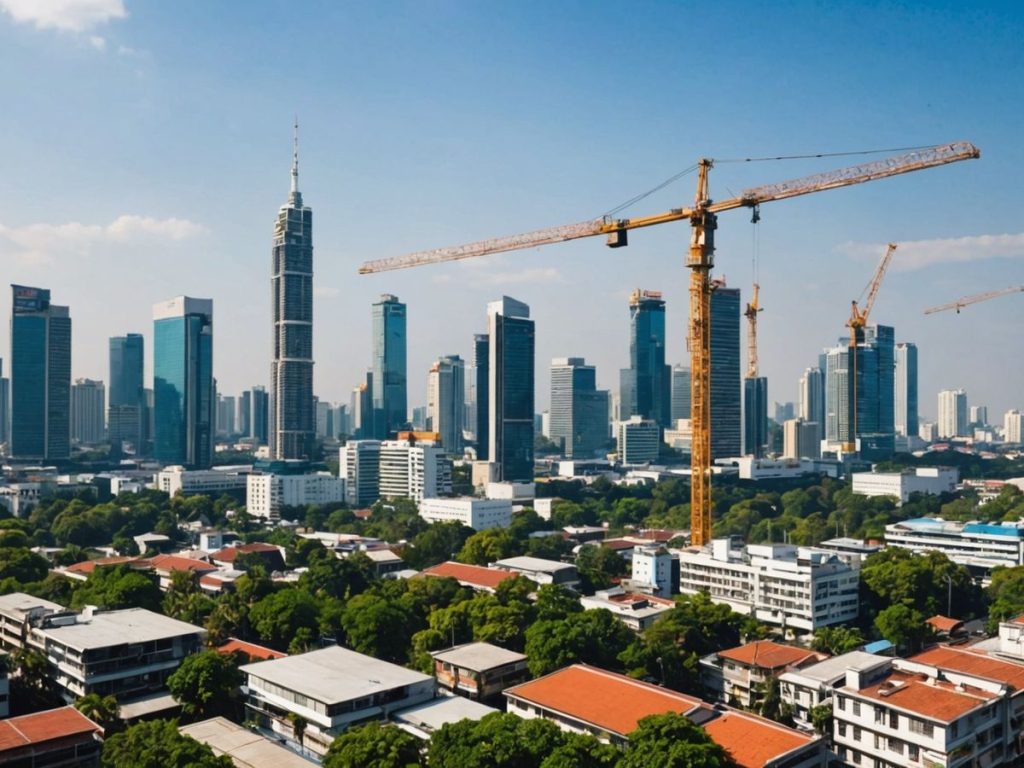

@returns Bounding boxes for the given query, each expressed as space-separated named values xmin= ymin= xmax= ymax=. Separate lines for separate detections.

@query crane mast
xmin=359 ymin=142 xmax=979 ymax=548
xmin=924 ymin=284 xmax=1024 ymax=315
xmin=745 ymin=283 xmax=762 ymax=379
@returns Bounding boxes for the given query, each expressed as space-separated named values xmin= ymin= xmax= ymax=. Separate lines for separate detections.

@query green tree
xmin=0 ymin=547 xmax=50 ymax=583
xmin=71 ymin=565 xmax=162 ymax=612
xmin=249 ymin=587 xmax=322 ymax=650
xmin=457 ymin=528 xmax=523 ymax=565
xmin=987 ymin=566 xmax=1024 ymax=631
xmin=341 ymin=592 xmax=419 ymax=663
xmin=620 ymin=713 xmax=735 ymax=768
xmin=10 ymin=647 xmax=60 ymax=714
xmin=404 ymin=522 xmax=474 ymax=570
xmin=540 ymin=734 xmax=621 ymax=768
xmin=162 ymin=570 xmax=216 ymax=626
xmin=533 ymin=584 xmax=583 ymax=622
xmin=167 ymin=650 xmax=243 ymax=719
xmin=428 ymin=712 xmax=567 ymax=768
xmin=811 ymin=626 xmax=864 ymax=655
xmin=101 ymin=719 xmax=233 ymax=768
xmin=324 ymin=722 xmax=423 ymax=768
xmin=74 ymin=693 xmax=121 ymax=734
xmin=874 ymin=603 xmax=932 ymax=653
xmin=525 ymin=609 xmax=633 ymax=677
xmin=809 ymin=703 xmax=833 ymax=736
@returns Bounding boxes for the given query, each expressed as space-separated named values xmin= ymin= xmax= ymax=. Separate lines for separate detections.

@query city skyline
xmin=1 ymin=2 xmax=1022 ymax=418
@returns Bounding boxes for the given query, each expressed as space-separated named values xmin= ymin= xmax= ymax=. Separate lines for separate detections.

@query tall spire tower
xmin=270 ymin=120 xmax=315 ymax=459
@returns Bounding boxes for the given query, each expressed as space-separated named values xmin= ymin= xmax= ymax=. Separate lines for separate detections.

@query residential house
xmin=432 ymin=643 xmax=529 ymax=701
xmin=701 ymin=640 xmax=827 ymax=709
xmin=0 ymin=706 xmax=103 ymax=767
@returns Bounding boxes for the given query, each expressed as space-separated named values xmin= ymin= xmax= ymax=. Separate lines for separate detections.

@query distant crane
xmin=359 ymin=142 xmax=979 ymax=547
xmin=844 ymin=243 xmax=897 ymax=451
xmin=744 ymin=283 xmax=763 ymax=379
xmin=924 ymin=284 xmax=1024 ymax=315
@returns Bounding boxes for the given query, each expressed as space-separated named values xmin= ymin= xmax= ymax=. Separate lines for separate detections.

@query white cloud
xmin=474 ymin=267 xmax=564 ymax=286
xmin=0 ymin=214 xmax=205 ymax=264
xmin=0 ymin=0 xmax=126 ymax=32
xmin=88 ymin=33 xmax=105 ymax=49
xmin=837 ymin=232 xmax=1024 ymax=272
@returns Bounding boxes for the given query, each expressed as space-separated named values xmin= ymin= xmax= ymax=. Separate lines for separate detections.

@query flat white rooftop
xmin=780 ymin=651 xmax=888 ymax=684
xmin=393 ymin=695 xmax=497 ymax=738
xmin=431 ymin=642 xmax=526 ymax=672
xmin=39 ymin=608 xmax=204 ymax=650
xmin=180 ymin=717 xmax=316 ymax=767
xmin=241 ymin=646 xmax=431 ymax=705
xmin=0 ymin=592 xmax=64 ymax=616
xmin=492 ymin=556 xmax=575 ymax=573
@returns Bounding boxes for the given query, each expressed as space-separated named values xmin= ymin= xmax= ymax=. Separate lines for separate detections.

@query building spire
xmin=291 ymin=117 xmax=299 ymax=194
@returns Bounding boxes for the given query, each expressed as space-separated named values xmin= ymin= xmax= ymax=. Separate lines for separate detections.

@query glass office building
xmin=894 ymin=342 xmax=919 ymax=438
xmin=710 ymin=287 xmax=741 ymax=459
xmin=621 ymin=290 xmax=670 ymax=427
xmin=743 ymin=376 xmax=768 ymax=458
xmin=550 ymin=357 xmax=608 ymax=459
xmin=109 ymin=333 xmax=145 ymax=450
xmin=371 ymin=294 xmax=408 ymax=439
xmin=474 ymin=334 xmax=489 ymax=460
xmin=488 ymin=297 xmax=534 ymax=482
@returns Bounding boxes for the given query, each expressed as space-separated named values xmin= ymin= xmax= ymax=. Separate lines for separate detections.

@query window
xmin=852 ymin=700 xmax=861 ymax=716
xmin=838 ymin=722 xmax=847 ymax=738
xmin=909 ymin=719 xmax=934 ymax=737
xmin=908 ymin=745 xmax=919 ymax=761
xmin=887 ymin=737 xmax=903 ymax=754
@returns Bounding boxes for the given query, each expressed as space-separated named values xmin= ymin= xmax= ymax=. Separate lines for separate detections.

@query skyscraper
xmin=937 ymin=389 xmax=968 ymax=438
xmin=153 ymin=296 xmax=214 ymax=469
xmin=620 ymin=289 xmax=670 ymax=427
xmin=670 ymin=365 xmax=691 ymax=424
xmin=427 ymin=354 xmax=465 ymax=454
xmin=743 ymin=377 xmax=768 ymax=458
xmin=473 ymin=334 xmax=489 ymax=460
xmin=270 ymin=124 xmax=315 ymax=460
xmin=710 ymin=286 xmax=741 ymax=459
xmin=371 ymin=294 xmax=408 ymax=439
xmin=250 ymin=386 xmax=269 ymax=445
xmin=549 ymin=357 xmax=609 ymax=459
xmin=216 ymin=395 xmax=236 ymax=437
xmin=71 ymin=379 xmax=105 ymax=445
xmin=824 ymin=324 xmax=896 ymax=458
xmin=970 ymin=405 xmax=988 ymax=427
xmin=109 ymin=333 xmax=145 ymax=451
xmin=798 ymin=367 xmax=825 ymax=428
xmin=488 ymin=297 xmax=535 ymax=482
xmin=10 ymin=285 xmax=71 ymax=461
xmin=238 ymin=390 xmax=252 ymax=437
xmin=0 ymin=359 xmax=8 ymax=446
xmin=894 ymin=342 xmax=918 ymax=438
xmin=783 ymin=418 xmax=821 ymax=460
xmin=1004 ymin=410 xmax=1023 ymax=444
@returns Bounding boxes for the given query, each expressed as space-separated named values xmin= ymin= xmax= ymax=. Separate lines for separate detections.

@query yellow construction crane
xmin=924 ymin=284 xmax=1024 ymax=315
xmin=744 ymin=283 xmax=762 ymax=379
xmin=843 ymin=242 xmax=897 ymax=451
xmin=359 ymin=142 xmax=979 ymax=547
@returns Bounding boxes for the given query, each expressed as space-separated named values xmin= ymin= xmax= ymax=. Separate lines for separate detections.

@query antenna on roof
xmin=291 ymin=116 xmax=299 ymax=194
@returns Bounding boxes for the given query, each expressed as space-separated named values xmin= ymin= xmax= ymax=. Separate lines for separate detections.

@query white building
xmin=723 ymin=456 xmax=839 ymax=481
xmin=491 ymin=556 xmax=580 ymax=589
xmin=418 ymin=497 xmax=512 ymax=530
xmin=339 ymin=439 xmax=451 ymax=505
xmin=779 ymin=651 xmax=890 ymax=731
xmin=339 ymin=440 xmax=380 ymax=506
xmin=579 ymin=587 xmax=675 ymax=632
xmin=630 ymin=545 xmax=678 ymax=597
xmin=616 ymin=416 xmax=660 ymax=465
xmin=851 ymin=466 xmax=958 ymax=503
xmin=246 ymin=472 xmax=346 ymax=520
xmin=937 ymin=388 xmax=968 ymax=438
xmin=919 ymin=421 xmax=938 ymax=442
xmin=1004 ymin=409 xmax=1023 ymax=444
xmin=782 ymin=419 xmax=820 ymax=460
xmin=154 ymin=465 xmax=250 ymax=497
xmin=885 ymin=517 xmax=1024 ymax=573
xmin=676 ymin=540 xmax=860 ymax=632
xmin=241 ymin=646 xmax=434 ymax=757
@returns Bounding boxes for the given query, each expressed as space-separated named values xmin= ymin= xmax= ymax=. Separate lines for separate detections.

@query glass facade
xmin=710 ymin=287 xmax=741 ymax=459
xmin=744 ymin=376 xmax=768 ymax=458
xmin=489 ymin=298 xmax=534 ymax=482
xmin=550 ymin=358 xmax=609 ymax=459
xmin=670 ymin=365 xmax=691 ymax=423
xmin=825 ymin=324 xmax=896 ymax=458
xmin=371 ymin=294 xmax=408 ymax=439
xmin=109 ymin=333 xmax=145 ymax=449
xmin=474 ymin=334 xmax=489 ymax=460
xmin=895 ymin=342 xmax=919 ymax=437
xmin=623 ymin=291 xmax=670 ymax=427
xmin=427 ymin=355 xmax=465 ymax=454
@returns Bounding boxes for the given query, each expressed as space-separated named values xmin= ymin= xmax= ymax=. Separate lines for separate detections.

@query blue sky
xmin=1 ymin=0 xmax=1022 ymax=421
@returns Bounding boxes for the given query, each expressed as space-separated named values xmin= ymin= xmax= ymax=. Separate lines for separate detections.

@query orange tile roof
xmin=855 ymin=670 xmax=995 ymax=722
xmin=602 ymin=539 xmax=640 ymax=551
xmin=209 ymin=543 xmax=281 ymax=562
xmin=702 ymin=709 xmax=816 ymax=768
xmin=218 ymin=638 xmax=287 ymax=661
xmin=925 ymin=615 xmax=964 ymax=633
xmin=911 ymin=646 xmax=1024 ymax=691
xmin=716 ymin=640 xmax=823 ymax=670
xmin=64 ymin=556 xmax=141 ymax=575
xmin=505 ymin=664 xmax=707 ymax=737
xmin=0 ymin=706 xmax=101 ymax=753
xmin=420 ymin=561 xmax=517 ymax=590
xmin=147 ymin=554 xmax=218 ymax=574
xmin=607 ymin=592 xmax=676 ymax=607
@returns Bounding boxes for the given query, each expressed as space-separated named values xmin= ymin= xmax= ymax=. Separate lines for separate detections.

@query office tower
xmin=710 ymin=286 xmax=741 ymax=459
xmin=153 ymin=296 xmax=214 ymax=468
xmin=411 ymin=406 xmax=427 ymax=431
xmin=616 ymin=416 xmax=660 ymax=464
xmin=238 ymin=390 xmax=252 ymax=438
xmin=937 ymin=389 xmax=968 ymax=438
xmin=488 ymin=297 xmax=535 ymax=482
xmin=549 ymin=357 xmax=609 ymax=459
xmin=427 ymin=354 xmax=466 ymax=454
xmin=0 ymin=359 xmax=8 ymax=446
xmin=71 ymin=379 xmax=105 ymax=445
xmin=824 ymin=325 xmax=895 ymax=458
xmin=894 ymin=342 xmax=918 ymax=437
xmin=315 ymin=400 xmax=333 ymax=438
xmin=744 ymin=377 xmax=768 ymax=458
xmin=970 ymin=405 xmax=988 ymax=426
xmin=250 ymin=386 xmax=269 ymax=444
xmin=620 ymin=289 xmax=670 ymax=427
xmin=335 ymin=404 xmax=349 ymax=438
xmin=216 ymin=395 xmax=236 ymax=437
xmin=783 ymin=418 xmax=821 ymax=459
xmin=474 ymin=334 xmax=489 ymax=459
xmin=670 ymin=365 xmax=691 ymax=423
xmin=1004 ymin=410 xmax=1023 ymax=444
xmin=339 ymin=440 xmax=381 ymax=506
xmin=10 ymin=285 xmax=71 ymax=461
xmin=798 ymin=367 xmax=825 ymax=428
xmin=773 ymin=402 xmax=795 ymax=423
xmin=108 ymin=333 xmax=145 ymax=450
xmin=270 ymin=125 xmax=315 ymax=460
xmin=350 ymin=372 xmax=374 ymax=439
xmin=371 ymin=294 xmax=407 ymax=438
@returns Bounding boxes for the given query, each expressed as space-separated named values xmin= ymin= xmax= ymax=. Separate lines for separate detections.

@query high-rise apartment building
xmin=783 ymin=418 xmax=821 ymax=460
xmin=1005 ymin=410 xmax=1023 ymax=444
xmin=970 ymin=405 xmax=988 ymax=426
xmin=549 ymin=357 xmax=609 ymax=459
xmin=894 ymin=342 xmax=918 ymax=437
xmin=371 ymin=294 xmax=407 ymax=439
xmin=250 ymin=386 xmax=269 ymax=444
xmin=350 ymin=372 xmax=373 ymax=439
xmin=10 ymin=285 xmax=71 ymax=461
xmin=71 ymin=379 xmax=105 ymax=445
xmin=710 ymin=286 xmax=741 ymax=459
xmin=216 ymin=395 xmax=236 ymax=437
xmin=937 ymin=389 xmax=968 ymax=438
xmin=743 ymin=377 xmax=768 ymax=458
xmin=670 ymin=365 xmax=691 ymax=423
xmin=109 ymin=333 xmax=145 ymax=451
xmin=270 ymin=126 xmax=315 ymax=460
xmin=620 ymin=290 xmax=670 ymax=427
xmin=488 ymin=297 xmax=535 ymax=482
xmin=238 ymin=390 xmax=252 ymax=438
xmin=473 ymin=334 xmax=489 ymax=460
xmin=0 ymin=359 xmax=8 ymax=446
xmin=153 ymin=296 xmax=214 ymax=469
xmin=427 ymin=355 xmax=465 ymax=455
xmin=798 ymin=367 xmax=825 ymax=427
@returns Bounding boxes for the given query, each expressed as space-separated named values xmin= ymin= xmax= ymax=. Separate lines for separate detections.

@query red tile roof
xmin=716 ymin=641 xmax=823 ymax=670
xmin=607 ymin=592 xmax=676 ymax=608
xmin=209 ymin=543 xmax=281 ymax=562
xmin=702 ymin=709 xmax=816 ymax=768
xmin=0 ymin=706 xmax=101 ymax=753
xmin=602 ymin=539 xmax=641 ymax=551
xmin=147 ymin=554 xmax=218 ymax=574
xmin=64 ymin=556 xmax=141 ymax=575
xmin=855 ymin=670 xmax=995 ymax=722
xmin=420 ymin=561 xmax=517 ymax=590
xmin=911 ymin=646 xmax=1024 ymax=691
xmin=925 ymin=615 xmax=964 ymax=633
xmin=217 ymin=638 xmax=287 ymax=661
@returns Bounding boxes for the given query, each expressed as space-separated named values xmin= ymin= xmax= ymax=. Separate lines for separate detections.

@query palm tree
xmin=74 ymin=693 xmax=121 ymax=733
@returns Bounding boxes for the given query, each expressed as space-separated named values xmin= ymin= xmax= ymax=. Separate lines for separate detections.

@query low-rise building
xmin=579 ymin=587 xmax=675 ymax=632
xmin=630 ymin=545 xmax=679 ymax=596
xmin=0 ymin=706 xmax=103 ymax=767
xmin=431 ymin=642 xmax=529 ymax=700
xmin=179 ymin=717 xmax=316 ymax=768
xmin=241 ymin=646 xmax=434 ymax=757
xmin=392 ymin=696 xmax=498 ymax=741
xmin=418 ymin=497 xmax=512 ymax=530
xmin=209 ymin=542 xmax=286 ymax=573
xmin=419 ymin=561 xmax=521 ymax=593
xmin=851 ymin=466 xmax=959 ymax=503
xmin=676 ymin=540 xmax=860 ymax=632
xmin=505 ymin=664 xmax=825 ymax=768
xmin=779 ymin=651 xmax=890 ymax=731
xmin=490 ymin=556 xmax=579 ymax=589
xmin=154 ymin=465 xmax=250 ymax=497
xmin=145 ymin=554 xmax=219 ymax=590
xmin=246 ymin=472 xmax=346 ymax=520
xmin=701 ymin=640 xmax=826 ymax=709
xmin=885 ymin=517 xmax=1024 ymax=576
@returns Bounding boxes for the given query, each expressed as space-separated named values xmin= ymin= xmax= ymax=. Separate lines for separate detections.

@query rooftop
xmin=210 ymin=543 xmax=283 ymax=562
xmin=780 ymin=651 xmax=888 ymax=685
xmin=431 ymin=642 xmax=526 ymax=672
xmin=218 ymin=638 xmax=287 ymax=661
xmin=701 ymin=709 xmax=818 ymax=768
xmin=0 ymin=706 xmax=101 ymax=753
xmin=392 ymin=696 xmax=498 ymax=738
xmin=38 ymin=608 xmax=205 ymax=650
xmin=716 ymin=641 xmax=823 ymax=670
xmin=179 ymin=717 xmax=316 ymax=767
xmin=911 ymin=645 xmax=1024 ymax=691
xmin=0 ymin=592 xmax=64 ymax=617
xmin=851 ymin=669 xmax=996 ymax=722
xmin=241 ymin=646 xmax=431 ymax=706
xmin=146 ymin=554 xmax=218 ymax=574
xmin=925 ymin=615 xmax=965 ymax=634
xmin=492 ymin=556 xmax=576 ymax=573
xmin=420 ymin=561 xmax=517 ymax=590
